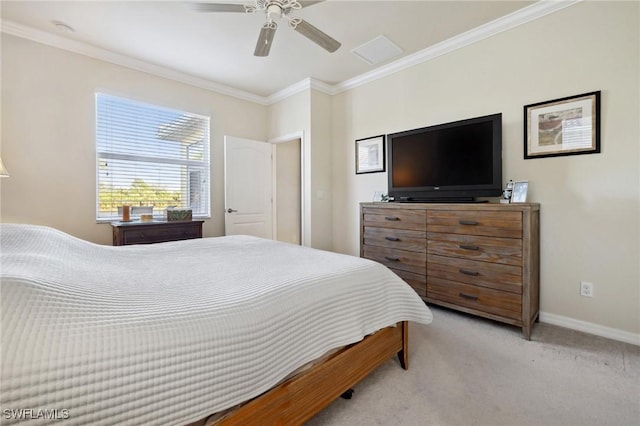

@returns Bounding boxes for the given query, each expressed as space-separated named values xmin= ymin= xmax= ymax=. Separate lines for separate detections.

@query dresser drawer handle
xmin=459 ymin=292 xmax=478 ymax=301
xmin=385 ymin=236 xmax=400 ymax=241
xmin=459 ymin=244 xmax=480 ymax=251
xmin=459 ymin=220 xmax=478 ymax=225
xmin=384 ymin=216 xmax=400 ymax=221
xmin=384 ymin=256 xmax=400 ymax=262
xmin=459 ymin=269 xmax=479 ymax=276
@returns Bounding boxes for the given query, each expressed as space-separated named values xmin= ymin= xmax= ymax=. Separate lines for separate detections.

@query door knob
xmin=227 ymin=208 xmax=238 ymax=213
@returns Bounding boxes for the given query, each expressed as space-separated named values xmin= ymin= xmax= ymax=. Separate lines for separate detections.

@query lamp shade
xmin=0 ymin=157 xmax=9 ymax=177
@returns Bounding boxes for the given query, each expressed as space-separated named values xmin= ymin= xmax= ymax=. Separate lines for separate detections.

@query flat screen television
xmin=387 ymin=113 xmax=502 ymax=202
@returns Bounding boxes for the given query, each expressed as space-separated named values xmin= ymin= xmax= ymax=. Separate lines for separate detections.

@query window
xmin=96 ymin=93 xmax=210 ymax=221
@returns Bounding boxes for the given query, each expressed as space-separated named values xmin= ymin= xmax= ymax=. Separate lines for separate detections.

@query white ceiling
xmin=2 ymin=1 xmax=538 ymax=98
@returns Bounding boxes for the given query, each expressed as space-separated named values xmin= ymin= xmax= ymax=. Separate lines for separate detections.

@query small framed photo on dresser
xmin=511 ymin=181 xmax=529 ymax=203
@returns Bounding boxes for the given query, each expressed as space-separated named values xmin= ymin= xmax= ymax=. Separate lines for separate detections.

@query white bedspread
xmin=0 ymin=224 xmax=432 ymax=425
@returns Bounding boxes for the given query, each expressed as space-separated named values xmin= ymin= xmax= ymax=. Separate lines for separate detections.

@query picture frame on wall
xmin=524 ymin=91 xmax=600 ymax=159
xmin=356 ymin=135 xmax=385 ymax=174
xmin=511 ymin=181 xmax=529 ymax=203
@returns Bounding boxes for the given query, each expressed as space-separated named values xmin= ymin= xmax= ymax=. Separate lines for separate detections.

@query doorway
xmin=273 ymin=138 xmax=301 ymax=245
xmin=224 ymin=133 xmax=305 ymax=246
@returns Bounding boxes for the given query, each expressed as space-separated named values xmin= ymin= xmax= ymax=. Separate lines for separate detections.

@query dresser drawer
xmin=362 ymin=245 xmax=426 ymax=275
xmin=362 ymin=208 xmax=426 ymax=231
xmin=427 ymin=210 xmax=522 ymax=238
xmin=363 ymin=227 xmax=427 ymax=253
xmin=390 ymin=268 xmax=427 ymax=298
xmin=427 ymin=232 xmax=522 ymax=266
xmin=427 ymin=254 xmax=522 ymax=293
xmin=120 ymin=223 xmax=202 ymax=245
xmin=427 ymin=277 xmax=521 ymax=321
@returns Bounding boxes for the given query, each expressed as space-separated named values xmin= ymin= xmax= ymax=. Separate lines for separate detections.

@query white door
xmin=224 ymin=136 xmax=273 ymax=238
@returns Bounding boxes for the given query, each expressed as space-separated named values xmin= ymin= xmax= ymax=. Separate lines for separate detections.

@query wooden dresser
xmin=360 ymin=202 xmax=539 ymax=339
xmin=111 ymin=220 xmax=204 ymax=246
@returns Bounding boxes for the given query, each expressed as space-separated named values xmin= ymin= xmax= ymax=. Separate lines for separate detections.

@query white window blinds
xmin=96 ymin=93 xmax=210 ymax=220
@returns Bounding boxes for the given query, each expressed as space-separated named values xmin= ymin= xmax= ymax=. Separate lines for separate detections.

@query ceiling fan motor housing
xmin=267 ymin=4 xmax=283 ymax=20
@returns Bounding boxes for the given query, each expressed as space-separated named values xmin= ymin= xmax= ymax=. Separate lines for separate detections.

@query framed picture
xmin=524 ymin=91 xmax=600 ymax=159
xmin=356 ymin=135 xmax=385 ymax=174
xmin=511 ymin=181 xmax=529 ymax=203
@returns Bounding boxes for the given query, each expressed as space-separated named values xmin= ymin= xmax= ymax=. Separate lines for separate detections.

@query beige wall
xmin=331 ymin=1 xmax=640 ymax=336
xmin=309 ymin=90 xmax=333 ymax=251
xmin=1 ymin=34 xmax=268 ymax=244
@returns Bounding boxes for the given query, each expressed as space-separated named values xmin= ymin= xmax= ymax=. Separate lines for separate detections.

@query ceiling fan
xmin=192 ymin=0 xmax=341 ymax=57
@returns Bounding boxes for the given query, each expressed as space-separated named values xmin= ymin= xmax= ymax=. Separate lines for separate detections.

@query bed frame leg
xmin=397 ymin=321 xmax=409 ymax=370
xmin=340 ymin=388 xmax=354 ymax=399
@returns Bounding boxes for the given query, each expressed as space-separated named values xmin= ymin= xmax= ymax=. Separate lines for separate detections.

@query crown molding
xmin=332 ymin=0 xmax=582 ymax=95
xmin=267 ymin=78 xmax=312 ymax=104
xmin=266 ymin=77 xmax=333 ymax=104
xmin=308 ymin=78 xmax=334 ymax=96
xmin=1 ymin=0 xmax=581 ymax=105
xmin=0 ymin=20 xmax=270 ymax=106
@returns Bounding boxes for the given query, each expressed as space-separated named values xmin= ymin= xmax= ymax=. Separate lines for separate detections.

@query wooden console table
xmin=111 ymin=220 xmax=204 ymax=246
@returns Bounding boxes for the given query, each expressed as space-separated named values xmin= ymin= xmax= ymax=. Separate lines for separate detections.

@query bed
xmin=0 ymin=224 xmax=432 ymax=425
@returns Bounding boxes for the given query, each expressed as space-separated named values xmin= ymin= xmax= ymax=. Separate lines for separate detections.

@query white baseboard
xmin=539 ymin=312 xmax=640 ymax=346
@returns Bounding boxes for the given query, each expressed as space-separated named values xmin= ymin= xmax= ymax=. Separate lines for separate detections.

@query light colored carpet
xmin=306 ymin=305 xmax=640 ymax=426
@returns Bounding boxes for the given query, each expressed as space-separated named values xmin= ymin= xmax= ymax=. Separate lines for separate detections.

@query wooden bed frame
xmin=186 ymin=321 xmax=409 ymax=426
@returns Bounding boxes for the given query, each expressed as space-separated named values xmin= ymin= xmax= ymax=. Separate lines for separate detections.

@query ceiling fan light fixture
xmin=266 ymin=3 xmax=283 ymax=20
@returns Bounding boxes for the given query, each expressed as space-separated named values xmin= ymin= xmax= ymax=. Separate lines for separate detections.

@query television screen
xmin=387 ymin=113 xmax=502 ymax=202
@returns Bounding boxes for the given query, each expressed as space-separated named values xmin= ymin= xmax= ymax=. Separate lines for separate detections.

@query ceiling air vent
xmin=351 ymin=35 xmax=403 ymax=66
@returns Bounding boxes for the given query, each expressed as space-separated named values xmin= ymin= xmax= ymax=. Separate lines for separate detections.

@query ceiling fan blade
xmin=283 ymin=1 xmax=323 ymax=15
xmin=190 ymin=3 xmax=248 ymax=13
xmin=299 ymin=0 xmax=325 ymax=7
xmin=254 ymin=23 xmax=277 ymax=57
xmin=293 ymin=19 xmax=341 ymax=53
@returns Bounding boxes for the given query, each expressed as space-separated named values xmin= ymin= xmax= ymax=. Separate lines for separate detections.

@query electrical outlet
xmin=580 ymin=281 xmax=594 ymax=298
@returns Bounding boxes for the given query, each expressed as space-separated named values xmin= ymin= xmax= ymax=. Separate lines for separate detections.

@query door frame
xmin=269 ymin=131 xmax=309 ymax=247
